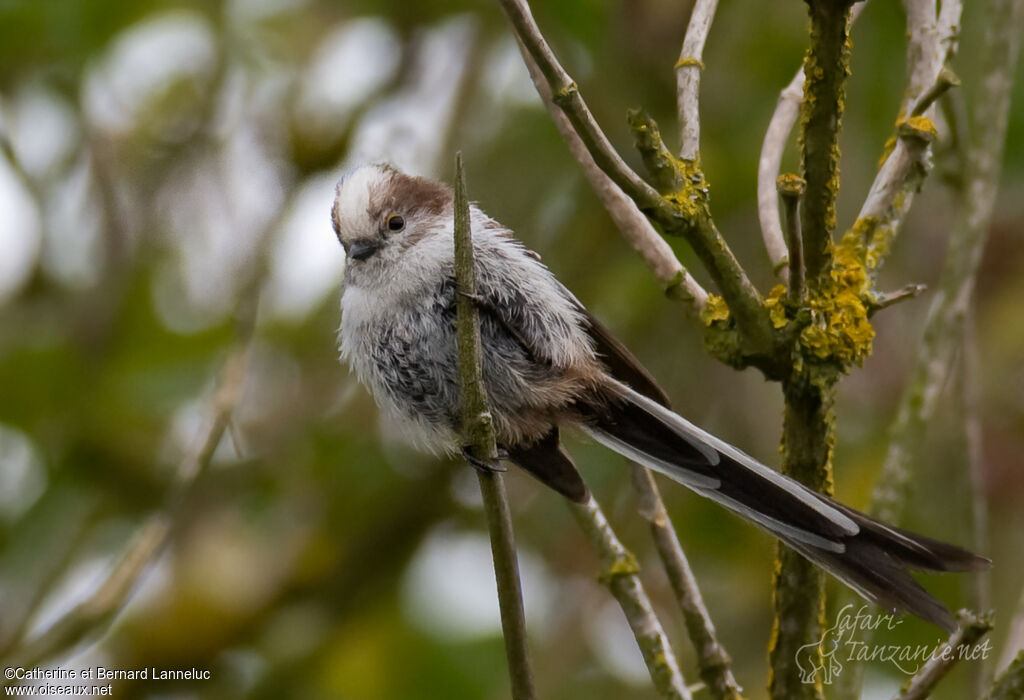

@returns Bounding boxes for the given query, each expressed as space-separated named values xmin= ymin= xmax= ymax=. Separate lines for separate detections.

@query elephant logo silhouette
xmin=795 ymin=621 xmax=848 ymax=685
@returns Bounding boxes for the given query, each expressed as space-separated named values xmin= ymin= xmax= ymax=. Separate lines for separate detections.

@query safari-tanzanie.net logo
xmin=795 ymin=604 xmax=992 ymax=685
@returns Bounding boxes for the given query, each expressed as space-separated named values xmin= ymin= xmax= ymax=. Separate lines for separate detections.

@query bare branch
xmin=867 ymin=283 xmax=927 ymax=316
xmin=629 ymin=466 xmax=742 ymax=700
xmin=675 ymin=0 xmax=719 ymax=161
xmin=757 ymin=3 xmax=867 ymax=282
xmin=499 ymin=0 xmax=774 ymax=353
xmin=453 ymin=154 xmax=537 ymax=700
xmin=518 ymin=45 xmax=708 ymax=311
xmin=895 ymin=610 xmax=993 ymax=700
xmin=872 ymin=0 xmax=1020 ymax=528
xmin=571 ymin=494 xmax=691 ymax=699
xmin=854 ymin=103 xmax=939 ymax=273
xmin=798 ymin=0 xmax=856 ymax=287
xmin=777 ymin=174 xmax=806 ymax=305
xmin=855 ymin=1 xmax=964 ymax=271
xmin=757 ymin=71 xmax=802 ymax=281
xmin=497 ymin=0 xmax=659 ymax=208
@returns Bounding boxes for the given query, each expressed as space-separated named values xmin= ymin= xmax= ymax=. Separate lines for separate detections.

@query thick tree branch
xmin=757 ymin=3 xmax=867 ymax=281
xmin=798 ymin=0 xmax=855 ymax=287
xmin=675 ymin=0 xmax=719 ymax=161
xmin=571 ymin=494 xmax=691 ymax=699
xmin=453 ymin=153 xmax=537 ymax=700
xmin=629 ymin=466 xmax=742 ymax=700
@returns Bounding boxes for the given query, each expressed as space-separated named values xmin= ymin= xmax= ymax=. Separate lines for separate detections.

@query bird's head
xmin=331 ymin=164 xmax=453 ymax=282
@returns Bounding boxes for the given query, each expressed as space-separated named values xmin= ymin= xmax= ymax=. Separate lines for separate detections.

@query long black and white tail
xmin=579 ymin=382 xmax=989 ymax=632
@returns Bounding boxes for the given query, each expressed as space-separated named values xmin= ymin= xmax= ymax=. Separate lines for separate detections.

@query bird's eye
xmin=386 ymin=214 xmax=405 ymax=232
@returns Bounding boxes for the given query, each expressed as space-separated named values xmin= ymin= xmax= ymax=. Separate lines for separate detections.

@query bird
xmin=331 ymin=163 xmax=989 ymax=632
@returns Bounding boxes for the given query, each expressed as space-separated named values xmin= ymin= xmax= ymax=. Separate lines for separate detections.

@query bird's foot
xmin=461 ymin=444 xmax=507 ymax=473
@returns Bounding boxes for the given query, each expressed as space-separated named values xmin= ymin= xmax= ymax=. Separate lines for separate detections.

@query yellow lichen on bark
xmin=798 ymin=231 xmax=874 ymax=366
xmin=763 ymin=284 xmax=790 ymax=329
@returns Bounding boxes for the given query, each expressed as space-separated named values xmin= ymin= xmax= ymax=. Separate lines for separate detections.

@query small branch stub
xmin=777 ymin=174 xmax=807 ymax=305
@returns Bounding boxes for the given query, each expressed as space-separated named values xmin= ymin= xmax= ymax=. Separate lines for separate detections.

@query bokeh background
xmin=0 ymin=0 xmax=1021 ymax=698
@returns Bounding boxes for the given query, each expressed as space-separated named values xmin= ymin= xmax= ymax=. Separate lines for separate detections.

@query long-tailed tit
xmin=332 ymin=163 xmax=988 ymax=631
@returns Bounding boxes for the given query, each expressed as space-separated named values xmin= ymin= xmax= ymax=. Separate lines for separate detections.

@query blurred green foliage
xmin=0 ymin=1 xmax=1021 ymax=699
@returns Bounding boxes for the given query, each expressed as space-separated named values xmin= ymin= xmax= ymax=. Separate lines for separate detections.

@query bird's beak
xmin=345 ymin=238 xmax=381 ymax=261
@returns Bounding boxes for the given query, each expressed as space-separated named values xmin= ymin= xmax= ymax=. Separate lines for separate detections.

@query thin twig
xmin=571 ymin=494 xmax=691 ymax=699
xmin=895 ymin=610 xmax=993 ymax=700
xmin=840 ymin=0 xmax=1021 ymax=695
xmin=871 ymin=0 xmax=1020 ymax=528
xmin=675 ymin=0 xmax=719 ymax=161
xmin=911 ymin=67 xmax=961 ymax=117
xmin=496 ymin=0 xmax=659 ymax=209
xmin=517 ymin=44 xmax=708 ymax=312
xmin=777 ymin=174 xmax=806 ymax=305
xmin=756 ymin=2 xmax=867 ymax=281
xmin=497 ymin=0 xmax=774 ymax=352
xmin=629 ymin=466 xmax=742 ymax=700
xmin=867 ymin=283 xmax=927 ymax=316
xmin=453 ymin=153 xmax=536 ymax=700
xmin=854 ymin=0 xmax=964 ymax=272
xmin=757 ymin=71 xmax=802 ymax=281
